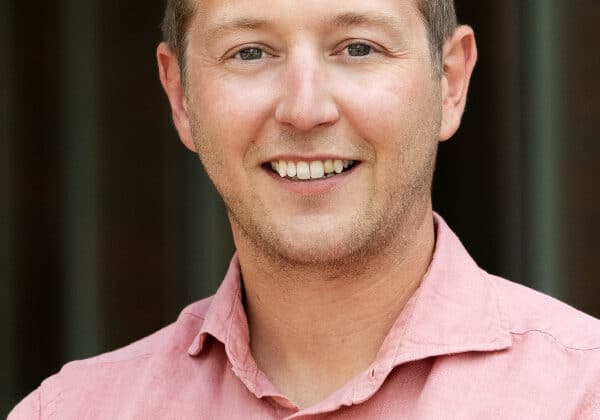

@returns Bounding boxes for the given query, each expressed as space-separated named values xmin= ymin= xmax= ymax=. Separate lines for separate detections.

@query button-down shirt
xmin=9 ymin=214 xmax=600 ymax=419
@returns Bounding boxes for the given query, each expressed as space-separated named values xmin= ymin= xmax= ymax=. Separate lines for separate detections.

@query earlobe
xmin=438 ymin=25 xmax=477 ymax=142
xmin=156 ymin=42 xmax=197 ymax=152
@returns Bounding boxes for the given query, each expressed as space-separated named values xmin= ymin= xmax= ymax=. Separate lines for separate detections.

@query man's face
xmin=183 ymin=0 xmax=444 ymax=264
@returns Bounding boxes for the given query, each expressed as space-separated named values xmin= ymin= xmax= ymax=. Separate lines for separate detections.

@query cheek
xmin=215 ymin=82 xmax=273 ymax=127
xmin=190 ymin=72 xmax=276 ymax=168
xmin=340 ymin=68 xmax=437 ymax=146
xmin=336 ymin=67 xmax=441 ymax=180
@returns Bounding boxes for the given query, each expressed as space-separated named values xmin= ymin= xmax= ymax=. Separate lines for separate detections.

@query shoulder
xmin=488 ymin=274 xmax=600 ymax=415
xmin=7 ymin=389 xmax=40 ymax=420
xmin=8 ymin=296 xmax=214 ymax=420
xmin=489 ymin=273 xmax=600 ymax=351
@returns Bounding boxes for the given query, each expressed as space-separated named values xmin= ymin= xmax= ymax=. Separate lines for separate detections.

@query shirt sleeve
xmin=7 ymin=388 xmax=41 ymax=420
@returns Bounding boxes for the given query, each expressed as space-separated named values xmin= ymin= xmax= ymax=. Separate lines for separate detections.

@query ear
xmin=157 ymin=42 xmax=197 ymax=152
xmin=438 ymin=25 xmax=477 ymax=141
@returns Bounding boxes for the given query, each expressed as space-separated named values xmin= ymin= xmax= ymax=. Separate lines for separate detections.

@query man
xmin=9 ymin=0 xmax=600 ymax=418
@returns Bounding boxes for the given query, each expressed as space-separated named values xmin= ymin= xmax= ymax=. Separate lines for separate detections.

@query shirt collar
xmin=187 ymin=254 xmax=252 ymax=367
xmin=384 ymin=212 xmax=512 ymax=365
xmin=187 ymin=213 xmax=512 ymax=388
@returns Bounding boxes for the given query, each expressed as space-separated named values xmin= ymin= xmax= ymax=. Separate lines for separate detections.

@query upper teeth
xmin=270 ymin=159 xmax=355 ymax=179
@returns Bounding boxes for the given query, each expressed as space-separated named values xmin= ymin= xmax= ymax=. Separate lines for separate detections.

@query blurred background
xmin=1 ymin=0 xmax=599 ymax=414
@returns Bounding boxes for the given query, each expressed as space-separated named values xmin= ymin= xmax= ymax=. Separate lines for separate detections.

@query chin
xmin=287 ymin=239 xmax=344 ymax=260
xmin=267 ymin=223 xmax=373 ymax=266
xmin=273 ymin=244 xmax=355 ymax=266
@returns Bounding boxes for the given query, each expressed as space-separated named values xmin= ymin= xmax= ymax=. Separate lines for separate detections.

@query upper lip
xmin=264 ymin=155 xmax=358 ymax=163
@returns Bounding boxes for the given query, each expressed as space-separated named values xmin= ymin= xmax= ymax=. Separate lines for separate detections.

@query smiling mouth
xmin=265 ymin=159 xmax=358 ymax=181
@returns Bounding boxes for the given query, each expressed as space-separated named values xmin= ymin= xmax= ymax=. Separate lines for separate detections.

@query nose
xmin=274 ymin=51 xmax=340 ymax=131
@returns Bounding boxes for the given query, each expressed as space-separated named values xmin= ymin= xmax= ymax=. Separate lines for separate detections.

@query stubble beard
xmin=188 ymin=110 xmax=438 ymax=275
xmin=227 ymin=151 xmax=437 ymax=276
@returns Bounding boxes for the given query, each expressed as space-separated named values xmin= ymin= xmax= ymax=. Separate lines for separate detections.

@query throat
xmin=246 ymin=274 xmax=418 ymax=409
xmin=250 ymin=329 xmax=383 ymax=410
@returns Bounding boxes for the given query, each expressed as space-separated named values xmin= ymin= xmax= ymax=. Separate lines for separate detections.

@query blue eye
xmin=347 ymin=43 xmax=372 ymax=57
xmin=238 ymin=47 xmax=263 ymax=60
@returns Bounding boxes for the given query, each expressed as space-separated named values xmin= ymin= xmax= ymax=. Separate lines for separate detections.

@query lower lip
xmin=264 ymin=164 xmax=359 ymax=195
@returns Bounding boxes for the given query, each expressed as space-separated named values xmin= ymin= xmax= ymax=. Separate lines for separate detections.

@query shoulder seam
xmin=67 ymin=353 xmax=154 ymax=369
xmin=180 ymin=311 xmax=206 ymax=321
xmin=511 ymin=329 xmax=600 ymax=352
xmin=36 ymin=386 xmax=42 ymax=420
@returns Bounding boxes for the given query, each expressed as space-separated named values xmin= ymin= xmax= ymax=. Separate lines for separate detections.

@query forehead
xmin=191 ymin=0 xmax=424 ymax=38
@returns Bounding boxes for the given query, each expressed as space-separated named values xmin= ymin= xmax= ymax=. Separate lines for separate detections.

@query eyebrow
xmin=204 ymin=17 xmax=269 ymax=42
xmin=326 ymin=11 xmax=405 ymax=34
xmin=204 ymin=11 xmax=405 ymax=42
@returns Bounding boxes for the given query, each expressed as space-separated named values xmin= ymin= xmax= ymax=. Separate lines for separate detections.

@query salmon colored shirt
xmin=9 ymin=214 xmax=600 ymax=419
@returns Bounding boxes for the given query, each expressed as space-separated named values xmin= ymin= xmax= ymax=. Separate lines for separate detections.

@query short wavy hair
xmin=161 ymin=0 xmax=457 ymax=77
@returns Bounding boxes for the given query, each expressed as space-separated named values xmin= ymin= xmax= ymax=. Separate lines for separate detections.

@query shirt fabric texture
xmin=9 ymin=214 xmax=600 ymax=419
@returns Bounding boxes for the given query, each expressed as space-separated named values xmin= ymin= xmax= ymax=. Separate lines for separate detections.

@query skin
xmin=158 ymin=0 xmax=476 ymax=409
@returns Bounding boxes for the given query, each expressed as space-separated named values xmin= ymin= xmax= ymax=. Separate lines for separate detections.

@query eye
xmin=237 ymin=47 xmax=264 ymax=61
xmin=346 ymin=43 xmax=372 ymax=57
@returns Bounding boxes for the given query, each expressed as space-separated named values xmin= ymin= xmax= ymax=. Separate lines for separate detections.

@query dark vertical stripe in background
xmin=61 ymin=0 xmax=101 ymax=363
xmin=4 ymin=0 xmax=67 ymax=411
xmin=525 ymin=1 xmax=562 ymax=295
xmin=2 ymin=0 xmax=599 ymax=415
xmin=1 ymin=0 xmax=15 ymax=409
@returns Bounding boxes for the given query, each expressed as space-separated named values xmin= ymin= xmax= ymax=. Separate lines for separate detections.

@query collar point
xmin=188 ymin=332 xmax=209 ymax=356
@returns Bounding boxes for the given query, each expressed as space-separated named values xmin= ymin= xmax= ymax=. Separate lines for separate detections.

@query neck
xmin=234 ymin=208 xmax=435 ymax=408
